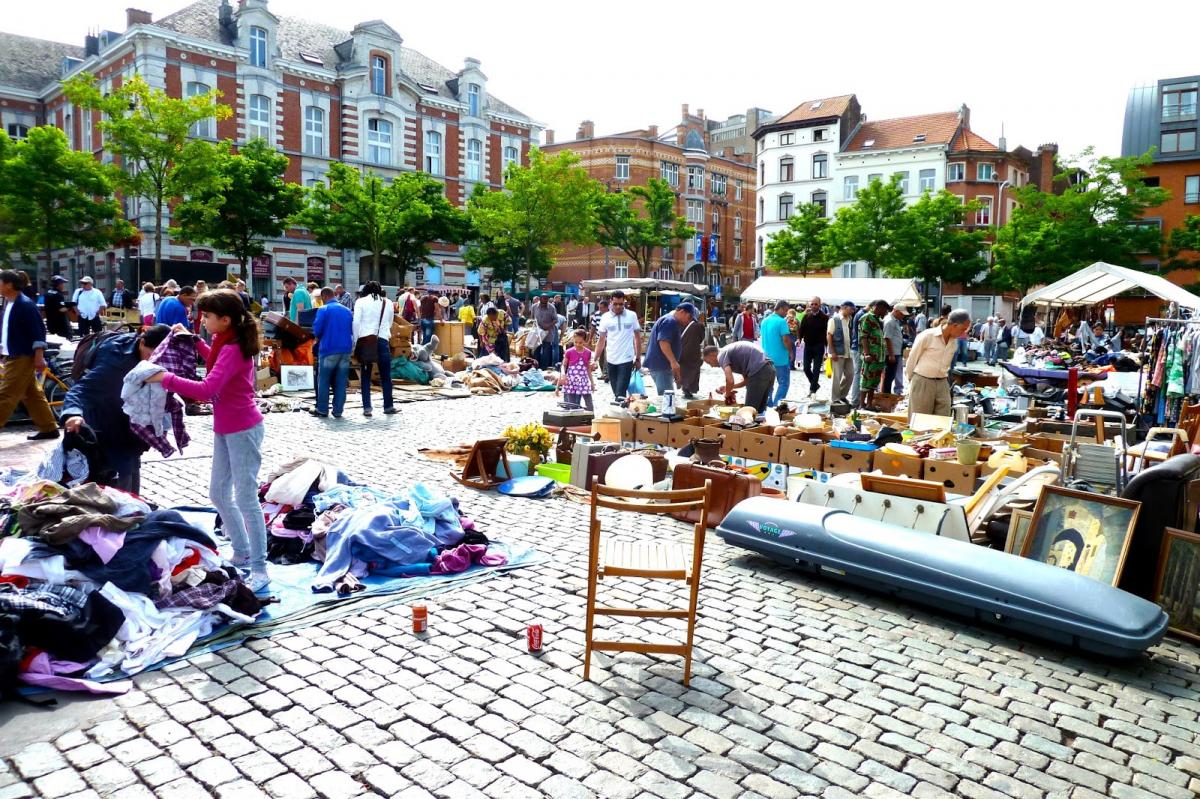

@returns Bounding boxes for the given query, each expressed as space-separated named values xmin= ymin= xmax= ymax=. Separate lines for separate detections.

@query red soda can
xmin=412 ymin=604 xmax=427 ymax=633
xmin=527 ymin=623 xmax=543 ymax=652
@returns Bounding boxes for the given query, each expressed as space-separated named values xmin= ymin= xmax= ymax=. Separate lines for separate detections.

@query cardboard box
xmin=434 ymin=321 xmax=465 ymax=356
xmin=822 ymin=446 xmax=874 ymax=475
xmin=669 ymin=421 xmax=709 ymax=449
xmin=619 ymin=416 xmax=637 ymax=444
xmin=922 ymin=460 xmax=980 ymax=495
xmin=592 ymin=418 xmax=621 ymax=442
xmin=739 ymin=431 xmax=781 ymax=463
xmin=780 ymin=438 xmax=825 ymax=469
xmin=636 ymin=418 xmax=671 ymax=446
xmin=875 ymin=451 xmax=925 ymax=479
xmin=255 ymin=367 xmax=277 ymax=391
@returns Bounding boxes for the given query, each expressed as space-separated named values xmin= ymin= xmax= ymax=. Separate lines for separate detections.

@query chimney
xmin=125 ymin=7 xmax=152 ymax=27
xmin=958 ymin=103 xmax=970 ymax=129
xmin=682 ymin=103 xmax=689 ymax=117
xmin=998 ymin=122 xmax=1007 ymax=153
xmin=647 ymin=125 xmax=658 ymax=139
xmin=84 ymin=34 xmax=100 ymax=57
xmin=698 ymin=108 xmax=705 ymax=120
xmin=1036 ymin=143 xmax=1058 ymax=192
xmin=576 ymin=120 xmax=594 ymax=140
xmin=544 ymin=129 xmax=555 ymax=145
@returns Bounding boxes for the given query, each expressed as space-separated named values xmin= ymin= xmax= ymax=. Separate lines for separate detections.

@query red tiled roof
xmin=844 ymin=111 xmax=961 ymax=152
xmin=774 ymin=94 xmax=855 ymax=125
xmin=952 ymin=129 xmax=1000 ymax=152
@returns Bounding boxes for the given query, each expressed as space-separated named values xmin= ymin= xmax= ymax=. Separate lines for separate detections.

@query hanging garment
xmin=15 ymin=482 xmax=144 ymax=546
xmin=119 ymin=331 xmax=197 ymax=457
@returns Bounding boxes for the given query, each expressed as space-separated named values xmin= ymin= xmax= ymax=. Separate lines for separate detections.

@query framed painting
xmin=1021 ymin=486 xmax=1140 ymax=587
xmin=279 ymin=365 xmax=314 ymax=392
xmin=1154 ymin=527 xmax=1200 ymax=643
xmin=1004 ymin=509 xmax=1034 ymax=555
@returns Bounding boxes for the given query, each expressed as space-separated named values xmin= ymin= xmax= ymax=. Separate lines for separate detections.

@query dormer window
xmin=467 ymin=83 xmax=480 ymax=117
xmin=249 ymin=26 xmax=267 ymax=68
xmin=371 ymin=56 xmax=387 ymax=96
xmin=913 ymin=134 xmax=927 ymax=143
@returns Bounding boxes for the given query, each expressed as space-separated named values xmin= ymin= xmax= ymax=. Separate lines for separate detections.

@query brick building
xmin=540 ymin=105 xmax=757 ymax=300
xmin=1123 ymin=75 xmax=1200 ymax=283
xmin=0 ymin=0 xmax=539 ymax=301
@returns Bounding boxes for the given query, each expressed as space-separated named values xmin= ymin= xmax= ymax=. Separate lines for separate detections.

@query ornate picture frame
xmin=1022 ymin=486 xmax=1140 ymax=586
xmin=1004 ymin=509 xmax=1034 ymax=555
xmin=1154 ymin=527 xmax=1200 ymax=643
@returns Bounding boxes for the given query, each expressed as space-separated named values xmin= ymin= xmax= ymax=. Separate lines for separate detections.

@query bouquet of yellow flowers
xmin=502 ymin=422 xmax=554 ymax=457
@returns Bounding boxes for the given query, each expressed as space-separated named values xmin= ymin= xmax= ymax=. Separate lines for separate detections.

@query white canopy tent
xmin=1021 ymin=262 xmax=1200 ymax=310
xmin=580 ymin=278 xmax=709 ymax=296
xmin=739 ymin=276 xmax=923 ymax=308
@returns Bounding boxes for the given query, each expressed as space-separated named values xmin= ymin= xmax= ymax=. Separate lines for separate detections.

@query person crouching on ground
xmin=142 ymin=289 xmax=271 ymax=593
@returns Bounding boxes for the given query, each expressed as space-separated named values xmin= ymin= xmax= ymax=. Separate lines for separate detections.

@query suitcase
xmin=571 ymin=442 xmax=620 ymax=490
xmin=544 ymin=407 xmax=595 ymax=427
xmin=262 ymin=311 xmax=313 ymax=345
xmin=585 ymin=449 xmax=631 ymax=491
xmin=670 ymin=461 xmax=762 ymax=528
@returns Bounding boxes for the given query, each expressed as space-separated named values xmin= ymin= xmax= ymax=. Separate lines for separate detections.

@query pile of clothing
xmin=259 ymin=460 xmax=507 ymax=594
xmin=0 ymin=475 xmax=270 ymax=699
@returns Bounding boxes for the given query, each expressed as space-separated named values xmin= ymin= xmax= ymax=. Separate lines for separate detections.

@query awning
xmin=580 ymin=278 xmax=710 ymax=295
xmin=739 ymin=276 xmax=923 ymax=308
xmin=1020 ymin=262 xmax=1200 ymax=309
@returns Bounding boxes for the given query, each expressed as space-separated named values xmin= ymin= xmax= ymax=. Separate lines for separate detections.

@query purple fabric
xmin=431 ymin=543 xmax=507 ymax=575
xmin=19 ymin=652 xmax=129 ymax=695
xmin=78 ymin=526 xmax=126 ymax=564
xmin=128 ymin=332 xmax=196 ymax=456
xmin=156 ymin=579 xmax=238 ymax=611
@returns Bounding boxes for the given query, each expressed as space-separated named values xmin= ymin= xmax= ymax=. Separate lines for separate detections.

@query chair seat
xmin=600 ymin=539 xmax=690 ymax=579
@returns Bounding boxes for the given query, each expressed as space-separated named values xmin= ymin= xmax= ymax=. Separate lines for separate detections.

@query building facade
xmin=0 ymin=0 xmax=539 ymax=301
xmin=1123 ymin=75 xmax=1200 ymax=281
xmin=540 ymin=105 xmax=757 ymax=299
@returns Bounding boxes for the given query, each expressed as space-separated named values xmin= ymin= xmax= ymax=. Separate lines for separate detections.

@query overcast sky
xmin=7 ymin=0 xmax=1199 ymax=162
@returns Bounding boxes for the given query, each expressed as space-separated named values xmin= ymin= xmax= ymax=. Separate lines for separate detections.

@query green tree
xmin=0 ymin=126 xmax=135 ymax=267
xmin=464 ymin=233 xmax=551 ymax=289
xmin=765 ymin=202 xmax=829 ymax=275
xmin=299 ymin=162 xmax=389 ymax=280
xmin=593 ymin=177 xmax=693 ymax=277
xmin=468 ymin=147 xmax=599 ymax=291
xmin=891 ymin=190 xmax=988 ymax=288
xmin=380 ymin=171 xmax=472 ymax=287
xmin=63 ymin=73 xmax=232 ymax=282
xmin=172 ymin=138 xmax=304 ymax=277
xmin=823 ymin=175 xmax=908 ymax=277
xmin=1166 ymin=215 xmax=1200 ymax=271
xmin=992 ymin=148 xmax=1169 ymax=293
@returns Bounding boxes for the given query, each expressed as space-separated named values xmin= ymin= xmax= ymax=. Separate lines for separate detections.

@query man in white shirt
xmin=1030 ymin=324 xmax=1046 ymax=347
xmin=352 ymin=281 xmax=397 ymax=417
xmin=594 ymin=290 xmax=642 ymax=400
xmin=913 ymin=309 xmax=928 ymax=334
xmin=72 ymin=276 xmax=106 ymax=337
xmin=825 ymin=301 xmax=855 ymax=404
xmin=980 ymin=316 xmax=1003 ymax=365
xmin=905 ymin=309 xmax=971 ymax=417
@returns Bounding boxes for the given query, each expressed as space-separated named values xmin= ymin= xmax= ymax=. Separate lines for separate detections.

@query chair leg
xmin=683 ymin=574 xmax=701 ymax=686
xmin=583 ymin=565 xmax=598 ymax=682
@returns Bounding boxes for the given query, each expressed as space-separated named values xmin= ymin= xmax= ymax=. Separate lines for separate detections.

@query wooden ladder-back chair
xmin=1178 ymin=401 xmax=1200 ymax=448
xmin=450 ymin=438 xmax=511 ymax=490
xmin=584 ymin=480 xmax=712 ymax=685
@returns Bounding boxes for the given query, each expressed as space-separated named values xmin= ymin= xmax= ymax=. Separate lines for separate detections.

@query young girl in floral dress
xmin=559 ymin=329 xmax=597 ymax=410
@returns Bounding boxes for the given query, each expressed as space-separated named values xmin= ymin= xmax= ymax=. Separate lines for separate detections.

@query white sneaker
xmin=247 ymin=571 xmax=271 ymax=594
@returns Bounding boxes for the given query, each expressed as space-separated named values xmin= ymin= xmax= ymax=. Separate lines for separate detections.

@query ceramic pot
xmin=691 ymin=437 xmax=724 ymax=463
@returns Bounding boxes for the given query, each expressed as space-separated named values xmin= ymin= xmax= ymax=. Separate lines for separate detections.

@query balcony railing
xmin=1162 ymin=105 xmax=1198 ymax=121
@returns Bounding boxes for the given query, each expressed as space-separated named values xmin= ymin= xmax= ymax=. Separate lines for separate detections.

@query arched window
xmin=424 ymin=131 xmax=442 ymax=174
xmin=371 ymin=56 xmax=387 ymax=96
xmin=467 ymin=83 xmax=481 ymax=117
xmin=249 ymin=26 xmax=267 ymax=68
xmin=367 ymin=118 xmax=392 ymax=165
xmin=466 ymin=139 xmax=482 ymax=181
xmin=187 ymin=82 xmax=212 ymax=138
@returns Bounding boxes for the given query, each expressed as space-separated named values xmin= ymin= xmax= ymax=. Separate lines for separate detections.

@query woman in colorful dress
xmin=857 ymin=299 xmax=890 ymax=410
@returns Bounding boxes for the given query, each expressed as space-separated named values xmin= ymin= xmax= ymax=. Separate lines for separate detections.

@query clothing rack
xmin=1137 ymin=316 xmax=1200 ymax=427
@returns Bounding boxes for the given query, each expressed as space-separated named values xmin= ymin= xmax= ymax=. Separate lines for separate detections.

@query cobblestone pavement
xmin=2 ymin=366 xmax=1200 ymax=799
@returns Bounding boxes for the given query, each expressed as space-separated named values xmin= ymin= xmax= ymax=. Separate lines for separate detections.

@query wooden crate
xmin=821 ymin=445 xmax=874 ymax=475
xmin=434 ymin=322 xmax=465 ymax=356
xmin=922 ymin=460 xmax=981 ymax=495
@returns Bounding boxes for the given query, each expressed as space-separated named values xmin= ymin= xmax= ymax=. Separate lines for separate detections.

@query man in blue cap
xmin=643 ymin=302 xmax=696 ymax=396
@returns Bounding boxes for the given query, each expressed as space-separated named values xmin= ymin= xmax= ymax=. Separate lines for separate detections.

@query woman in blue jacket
xmin=60 ymin=325 xmax=170 ymax=494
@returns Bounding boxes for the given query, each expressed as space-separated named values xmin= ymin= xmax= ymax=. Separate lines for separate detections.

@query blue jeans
xmin=771 ymin=363 xmax=791 ymax=406
xmin=420 ymin=319 xmax=435 ymax=345
xmin=317 ymin=352 xmax=350 ymax=416
xmin=983 ymin=339 xmax=998 ymax=364
xmin=536 ymin=339 xmax=556 ymax=369
xmin=360 ymin=340 xmax=394 ymax=412
xmin=649 ymin=368 xmax=675 ymax=395
xmin=607 ymin=360 xmax=634 ymax=399
xmin=211 ymin=422 xmax=267 ymax=574
xmin=954 ymin=338 xmax=969 ymax=367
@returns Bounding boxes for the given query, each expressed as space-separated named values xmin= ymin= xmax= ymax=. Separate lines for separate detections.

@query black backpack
xmin=71 ymin=330 xmax=121 ymax=381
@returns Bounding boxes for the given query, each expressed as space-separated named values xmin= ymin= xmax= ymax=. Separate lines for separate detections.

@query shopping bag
xmin=824 ymin=356 xmax=833 ymax=378
xmin=629 ymin=369 xmax=646 ymax=396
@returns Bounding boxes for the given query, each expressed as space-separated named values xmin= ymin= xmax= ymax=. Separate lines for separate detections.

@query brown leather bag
xmin=670 ymin=461 xmax=762 ymax=527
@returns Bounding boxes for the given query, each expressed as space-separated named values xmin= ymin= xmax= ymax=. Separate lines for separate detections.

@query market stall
xmin=739 ymin=276 xmax=923 ymax=309
xmin=1021 ymin=261 xmax=1200 ymax=312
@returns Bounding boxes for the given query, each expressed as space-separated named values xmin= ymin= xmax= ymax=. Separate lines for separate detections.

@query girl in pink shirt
xmin=146 ymin=289 xmax=270 ymax=592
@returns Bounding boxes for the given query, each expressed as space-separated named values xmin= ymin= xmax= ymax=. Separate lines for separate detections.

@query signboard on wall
xmin=252 ymin=255 xmax=272 ymax=278
xmin=306 ymin=256 xmax=326 ymax=283
xmin=190 ymin=249 xmax=214 ymax=262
